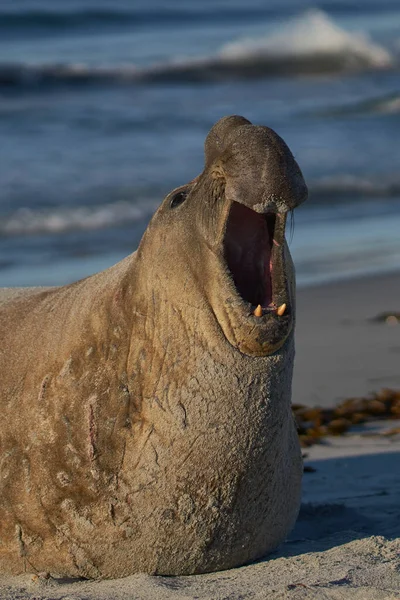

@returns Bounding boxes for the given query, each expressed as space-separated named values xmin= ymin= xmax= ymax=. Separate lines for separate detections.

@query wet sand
xmin=294 ymin=272 xmax=400 ymax=407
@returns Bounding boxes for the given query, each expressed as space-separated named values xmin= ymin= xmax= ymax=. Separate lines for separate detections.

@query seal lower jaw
xmin=215 ymin=202 xmax=293 ymax=357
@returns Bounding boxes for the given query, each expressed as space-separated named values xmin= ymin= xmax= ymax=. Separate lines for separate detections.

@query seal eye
xmin=170 ymin=190 xmax=187 ymax=209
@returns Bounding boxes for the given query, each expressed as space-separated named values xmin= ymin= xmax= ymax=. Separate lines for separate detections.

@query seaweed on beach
xmin=369 ymin=312 xmax=400 ymax=325
xmin=293 ymin=388 xmax=400 ymax=447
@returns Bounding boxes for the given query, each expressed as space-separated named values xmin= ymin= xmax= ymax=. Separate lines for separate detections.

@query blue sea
xmin=1 ymin=0 xmax=400 ymax=287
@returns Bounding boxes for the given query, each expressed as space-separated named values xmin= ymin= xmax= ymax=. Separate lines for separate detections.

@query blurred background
xmin=1 ymin=0 xmax=400 ymax=288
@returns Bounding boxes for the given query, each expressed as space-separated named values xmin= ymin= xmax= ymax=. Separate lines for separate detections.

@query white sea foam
xmin=0 ymin=10 xmax=394 ymax=88
xmin=142 ymin=12 xmax=393 ymax=80
xmin=219 ymin=10 xmax=392 ymax=70
xmin=2 ymin=174 xmax=400 ymax=239
xmin=0 ymin=200 xmax=158 ymax=236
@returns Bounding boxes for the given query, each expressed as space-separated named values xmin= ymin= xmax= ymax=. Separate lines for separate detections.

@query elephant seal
xmin=0 ymin=116 xmax=307 ymax=579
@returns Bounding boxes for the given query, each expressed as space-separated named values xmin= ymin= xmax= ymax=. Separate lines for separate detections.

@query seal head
xmin=138 ymin=115 xmax=307 ymax=356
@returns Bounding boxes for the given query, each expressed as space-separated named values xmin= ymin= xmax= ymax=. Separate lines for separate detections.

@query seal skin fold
xmin=0 ymin=116 xmax=307 ymax=579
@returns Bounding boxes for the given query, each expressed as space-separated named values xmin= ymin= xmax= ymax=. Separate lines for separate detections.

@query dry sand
xmin=1 ymin=272 xmax=400 ymax=599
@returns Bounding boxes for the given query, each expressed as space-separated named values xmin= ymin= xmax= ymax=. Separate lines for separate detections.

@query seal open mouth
xmin=224 ymin=201 xmax=288 ymax=319
xmin=199 ymin=115 xmax=306 ymax=356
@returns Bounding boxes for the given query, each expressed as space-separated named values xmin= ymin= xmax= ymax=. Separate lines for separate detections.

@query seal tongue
xmin=224 ymin=202 xmax=274 ymax=307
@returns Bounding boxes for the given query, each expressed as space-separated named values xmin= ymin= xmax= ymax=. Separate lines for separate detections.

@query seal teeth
xmin=277 ymin=303 xmax=287 ymax=316
xmin=253 ymin=304 xmax=263 ymax=317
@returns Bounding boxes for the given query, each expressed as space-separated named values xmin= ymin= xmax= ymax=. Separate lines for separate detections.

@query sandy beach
xmin=1 ymin=271 xmax=400 ymax=599
xmin=2 ymin=0 xmax=400 ymax=595
xmin=294 ymin=272 xmax=400 ymax=408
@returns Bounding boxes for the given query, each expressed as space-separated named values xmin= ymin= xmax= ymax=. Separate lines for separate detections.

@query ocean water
xmin=1 ymin=0 xmax=400 ymax=287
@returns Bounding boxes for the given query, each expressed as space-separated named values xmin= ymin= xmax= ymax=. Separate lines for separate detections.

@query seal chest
xmin=0 ymin=115 xmax=307 ymax=578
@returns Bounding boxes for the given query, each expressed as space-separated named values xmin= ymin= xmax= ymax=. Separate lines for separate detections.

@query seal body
xmin=0 ymin=116 xmax=306 ymax=578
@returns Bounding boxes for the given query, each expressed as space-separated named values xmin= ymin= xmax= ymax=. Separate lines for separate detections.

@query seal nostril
xmin=170 ymin=191 xmax=187 ymax=209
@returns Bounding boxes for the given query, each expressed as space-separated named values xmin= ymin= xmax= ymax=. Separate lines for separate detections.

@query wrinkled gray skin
xmin=0 ymin=116 xmax=307 ymax=579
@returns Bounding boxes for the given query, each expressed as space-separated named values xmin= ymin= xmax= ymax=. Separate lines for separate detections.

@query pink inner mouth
xmin=224 ymin=202 xmax=275 ymax=308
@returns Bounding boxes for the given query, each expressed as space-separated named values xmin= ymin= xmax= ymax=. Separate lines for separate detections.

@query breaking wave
xmin=316 ymin=92 xmax=400 ymax=117
xmin=0 ymin=11 xmax=394 ymax=89
xmin=0 ymin=200 xmax=158 ymax=237
xmin=217 ymin=9 xmax=393 ymax=74
xmin=2 ymin=174 xmax=400 ymax=239
xmin=361 ymin=93 xmax=400 ymax=115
